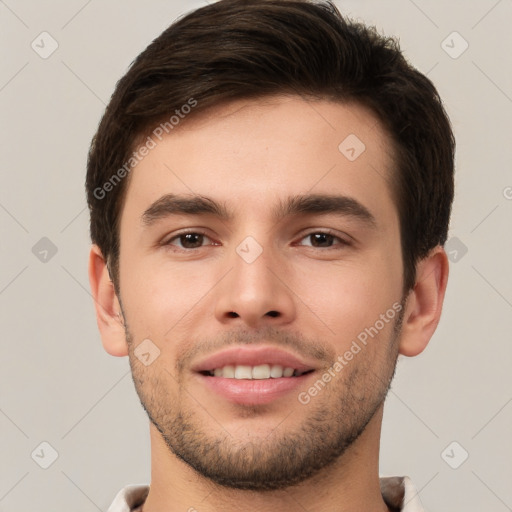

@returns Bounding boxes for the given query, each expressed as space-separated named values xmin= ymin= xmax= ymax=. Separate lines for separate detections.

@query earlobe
xmin=398 ymin=245 xmax=449 ymax=357
xmin=88 ymin=245 xmax=128 ymax=357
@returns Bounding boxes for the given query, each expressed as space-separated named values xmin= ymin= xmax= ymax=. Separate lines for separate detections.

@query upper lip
xmin=191 ymin=345 xmax=318 ymax=373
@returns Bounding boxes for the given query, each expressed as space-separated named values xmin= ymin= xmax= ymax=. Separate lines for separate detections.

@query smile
xmin=201 ymin=364 xmax=314 ymax=379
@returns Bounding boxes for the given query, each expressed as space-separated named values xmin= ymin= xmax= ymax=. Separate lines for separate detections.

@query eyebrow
xmin=141 ymin=193 xmax=377 ymax=229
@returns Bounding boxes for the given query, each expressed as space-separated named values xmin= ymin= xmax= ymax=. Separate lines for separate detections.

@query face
xmin=117 ymin=95 xmax=406 ymax=490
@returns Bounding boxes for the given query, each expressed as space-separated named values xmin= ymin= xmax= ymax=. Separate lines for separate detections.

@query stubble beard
xmin=126 ymin=305 xmax=404 ymax=492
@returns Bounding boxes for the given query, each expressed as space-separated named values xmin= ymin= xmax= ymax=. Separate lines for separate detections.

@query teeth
xmin=270 ymin=365 xmax=284 ymax=378
xmin=222 ymin=365 xmax=235 ymax=378
xmin=252 ymin=364 xmax=270 ymax=379
xmin=283 ymin=367 xmax=294 ymax=377
xmin=207 ymin=364 xmax=302 ymax=379
xmin=234 ymin=365 xmax=253 ymax=379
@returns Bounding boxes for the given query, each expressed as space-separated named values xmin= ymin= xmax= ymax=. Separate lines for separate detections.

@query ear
xmin=398 ymin=245 xmax=449 ymax=357
xmin=88 ymin=245 xmax=128 ymax=357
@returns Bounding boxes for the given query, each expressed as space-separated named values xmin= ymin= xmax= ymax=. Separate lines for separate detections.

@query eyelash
xmin=162 ymin=229 xmax=351 ymax=252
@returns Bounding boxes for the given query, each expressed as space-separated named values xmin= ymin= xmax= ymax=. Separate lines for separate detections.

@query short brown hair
xmin=86 ymin=0 xmax=455 ymax=296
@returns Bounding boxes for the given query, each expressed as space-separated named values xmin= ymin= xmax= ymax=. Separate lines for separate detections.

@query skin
xmin=89 ymin=95 xmax=449 ymax=512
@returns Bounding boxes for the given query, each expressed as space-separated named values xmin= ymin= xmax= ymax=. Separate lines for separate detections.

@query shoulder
xmin=107 ymin=484 xmax=150 ymax=512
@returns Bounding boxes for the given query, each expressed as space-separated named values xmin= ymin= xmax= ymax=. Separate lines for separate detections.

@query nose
xmin=214 ymin=238 xmax=297 ymax=329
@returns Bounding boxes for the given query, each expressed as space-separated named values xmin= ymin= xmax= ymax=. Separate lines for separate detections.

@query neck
xmin=141 ymin=405 xmax=391 ymax=512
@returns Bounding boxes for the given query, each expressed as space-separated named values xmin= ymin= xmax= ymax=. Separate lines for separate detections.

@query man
xmin=86 ymin=1 xmax=454 ymax=510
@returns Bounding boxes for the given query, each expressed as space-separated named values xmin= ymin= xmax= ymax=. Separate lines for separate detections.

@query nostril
xmin=227 ymin=311 xmax=238 ymax=318
xmin=266 ymin=311 xmax=279 ymax=317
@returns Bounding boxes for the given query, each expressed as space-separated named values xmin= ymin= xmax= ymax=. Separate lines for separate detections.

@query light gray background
xmin=1 ymin=0 xmax=511 ymax=510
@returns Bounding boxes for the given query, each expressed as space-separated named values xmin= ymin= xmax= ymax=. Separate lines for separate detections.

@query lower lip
xmin=195 ymin=372 xmax=315 ymax=405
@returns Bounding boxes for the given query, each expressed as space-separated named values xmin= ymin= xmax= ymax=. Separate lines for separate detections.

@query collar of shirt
xmin=107 ymin=476 xmax=424 ymax=512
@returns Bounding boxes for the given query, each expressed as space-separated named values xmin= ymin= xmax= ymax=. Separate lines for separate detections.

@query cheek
xmin=290 ymin=249 xmax=402 ymax=339
xmin=122 ymin=257 xmax=215 ymax=340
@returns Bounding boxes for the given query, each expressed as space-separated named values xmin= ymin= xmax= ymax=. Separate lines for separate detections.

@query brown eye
xmin=166 ymin=231 xmax=213 ymax=250
xmin=299 ymin=231 xmax=350 ymax=249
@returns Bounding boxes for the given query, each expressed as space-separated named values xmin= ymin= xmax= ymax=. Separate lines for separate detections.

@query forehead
xmin=120 ymin=95 xmax=397 ymax=228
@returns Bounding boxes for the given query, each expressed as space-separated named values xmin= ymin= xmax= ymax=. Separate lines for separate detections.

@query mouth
xmin=199 ymin=364 xmax=315 ymax=379
xmin=192 ymin=346 xmax=318 ymax=405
